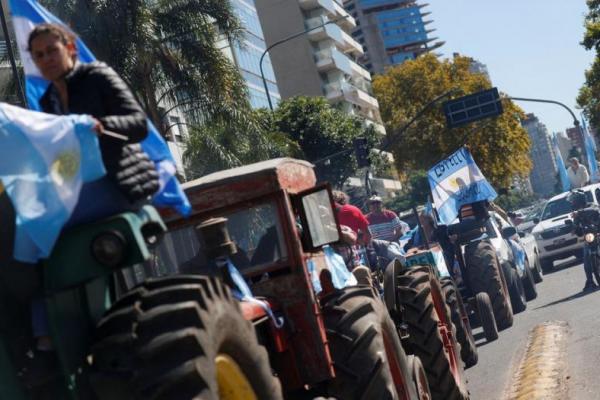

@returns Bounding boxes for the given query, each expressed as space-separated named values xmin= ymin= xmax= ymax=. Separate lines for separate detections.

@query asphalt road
xmin=465 ymin=257 xmax=600 ymax=400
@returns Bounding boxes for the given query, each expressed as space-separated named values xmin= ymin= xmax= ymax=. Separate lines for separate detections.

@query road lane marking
xmin=505 ymin=321 xmax=569 ymax=400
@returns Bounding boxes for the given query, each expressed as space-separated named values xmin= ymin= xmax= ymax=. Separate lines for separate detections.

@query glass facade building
xmin=230 ymin=0 xmax=281 ymax=109
xmin=344 ymin=0 xmax=443 ymax=74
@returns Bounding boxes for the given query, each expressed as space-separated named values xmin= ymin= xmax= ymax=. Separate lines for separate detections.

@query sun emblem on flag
xmin=51 ymin=151 xmax=80 ymax=185
xmin=448 ymin=177 xmax=467 ymax=190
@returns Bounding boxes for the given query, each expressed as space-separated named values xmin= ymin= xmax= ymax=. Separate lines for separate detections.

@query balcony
xmin=306 ymin=17 xmax=363 ymax=56
xmin=301 ymin=0 xmax=357 ymax=25
xmin=323 ymin=81 xmax=380 ymax=111
xmin=316 ymin=49 xmax=369 ymax=78
xmin=349 ymin=58 xmax=371 ymax=80
xmin=314 ymin=47 xmax=353 ymax=75
xmin=339 ymin=30 xmax=364 ymax=56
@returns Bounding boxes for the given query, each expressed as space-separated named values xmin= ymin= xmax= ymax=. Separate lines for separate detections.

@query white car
xmin=532 ymin=183 xmax=600 ymax=272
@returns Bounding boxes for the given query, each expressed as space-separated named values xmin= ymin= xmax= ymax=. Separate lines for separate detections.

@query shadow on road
xmin=544 ymin=257 xmax=582 ymax=275
xmin=535 ymin=286 xmax=600 ymax=310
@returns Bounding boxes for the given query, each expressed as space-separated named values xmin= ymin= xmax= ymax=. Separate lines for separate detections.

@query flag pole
xmin=0 ymin=0 xmax=26 ymax=106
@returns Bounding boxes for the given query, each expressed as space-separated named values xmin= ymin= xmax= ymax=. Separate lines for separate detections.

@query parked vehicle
xmin=532 ymin=183 xmax=600 ymax=272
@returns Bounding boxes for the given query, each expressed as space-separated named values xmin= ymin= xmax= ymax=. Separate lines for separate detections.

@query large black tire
xmin=91 ymin=275 xmax=283 ymax=400
xmin=505 ymin=265 xmax=527 ymax=314
xmin=540 ymin=258 xmax=554 ymax=273
xmin=464 ymin=241 xmax=513 ymax=331
xmin=475 ymin=292 xmax=498 ymax=342
xmin=522 ymin=259 xmax=538 ymax=301
xmin=396 ymin=267 xmax=469 ymax=400
xmin=321 ymin=286 xmax=419 ymax=400
xmin=531 ymin=253 xmax=544 ymax=283
xmin=440 ymin=277 xmax=478 ymax=369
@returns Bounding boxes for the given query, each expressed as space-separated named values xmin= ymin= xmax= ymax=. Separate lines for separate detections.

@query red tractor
xmin=94 ymin=158 xmax=433 ymax=399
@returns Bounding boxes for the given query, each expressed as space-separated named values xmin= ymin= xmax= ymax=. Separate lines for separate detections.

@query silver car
xmin=532 ymin=183 xmax=600 ymax=271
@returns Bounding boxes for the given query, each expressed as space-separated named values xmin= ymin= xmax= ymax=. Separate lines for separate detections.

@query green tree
xmin=271 ymin=96 xmax=387 ymax=188
xmin=495 ymin=192 xmax=539 ymax=212
xmin=384 ymin=170 xmax=430 ymax=212
xmin=578 ymin=0 xmax=600 ymax=129
xmin=373 ymin=54 xmax=532 ymax=188
xmin=183 ymin=110 xmax=300 ymax=179
xmin=42 ymin=0 xmax=250 ymax=134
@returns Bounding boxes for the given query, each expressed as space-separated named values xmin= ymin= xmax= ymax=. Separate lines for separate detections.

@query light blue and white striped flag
xmin=581 ymin=117 xmax=599 ymax=183
xmin=428 ymin=147 xmax=497 ymax=225
xmin=0 ymin=103 xmax=105 ymax=262
xmin=9 ymin=0 xmax=191 ymax=216
xmin=552 ymin=133 xmax=570 ymax=192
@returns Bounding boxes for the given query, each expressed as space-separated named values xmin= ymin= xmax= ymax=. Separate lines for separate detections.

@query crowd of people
xmin=332 ymin=190 xmax=417 ymax=270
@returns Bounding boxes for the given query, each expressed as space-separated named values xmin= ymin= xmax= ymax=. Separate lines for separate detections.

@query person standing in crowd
xmin=332 ymin=191 xmax=371 ymax=245
xmin=567 ymin=157 xmax=590 ymax=189
xmin=366 ymin=195 xmax=408 ymax=242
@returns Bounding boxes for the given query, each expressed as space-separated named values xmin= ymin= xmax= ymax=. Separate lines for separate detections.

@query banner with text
xmin=428 ymin=147 xmax=497 ymax=224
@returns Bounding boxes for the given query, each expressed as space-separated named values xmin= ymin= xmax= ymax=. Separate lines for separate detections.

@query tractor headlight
xmin=92 ymin=231 xmax=126 ymax=267
xmin=585 ymin=233 xmax=596 ymax=244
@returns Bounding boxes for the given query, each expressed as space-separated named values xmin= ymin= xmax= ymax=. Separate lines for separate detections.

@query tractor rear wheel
xmin=464 ymin=241 xmax=513 ymax=331
xmin=505 ymin=266 xmax=527 ymax=314
xmin=321 ymin=286 xmax=419 ymax=400
xmin=91 ymin=275 xmax=282 ymax=400
xmin=522 ymin=260 xmax=538 ymax=301
xmin=396 ymin=267 xmax=468 ymax=400
xmin=475 ymin=292 xmax=498 ymax=342
xmin=441 ymin=277 xmax=478 ymax=369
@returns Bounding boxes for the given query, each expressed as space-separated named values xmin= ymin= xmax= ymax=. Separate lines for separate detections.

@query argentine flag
xmin=428 ymin=147 xmax=497 ymax=225
xmin=0 ymin=103 xmax=105 ymax=262
xmin=8 ymin=0 xmax=191 ymax=215
xmin=552 ymin=133 xmax=570 ymax=192
xmin=581 ymin=117 xmax=599 ymax=183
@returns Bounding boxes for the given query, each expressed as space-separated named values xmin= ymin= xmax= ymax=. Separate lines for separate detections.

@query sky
xmin=426 ymin=0 xmax=595 ymax=134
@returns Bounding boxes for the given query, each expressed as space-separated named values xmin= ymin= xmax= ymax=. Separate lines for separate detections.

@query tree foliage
xmin=494 ymin=192 xmax=539 ymax=212
xmin=42 ymin=0 xmax=250 ymax=134
xmin=578 ymin=0 xmax=600 ymax=129
xmin=383 ymin=170 xmax=430 ymax=212
xmin=183 ymin=110 xmax=300 ymax=179
xmin=269 ymin=96 xmax=388 ymax=188
xmin=373 ymin=54 xmax=532 ymax=188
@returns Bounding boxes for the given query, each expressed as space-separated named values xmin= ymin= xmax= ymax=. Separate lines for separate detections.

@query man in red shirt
xmin=332 ymin=191 xmax=371 ymax=245
xmin=366 ymin=196 xmax=408 ymax=242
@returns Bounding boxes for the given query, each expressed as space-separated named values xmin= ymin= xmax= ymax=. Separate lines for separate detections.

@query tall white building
xmin=255 ymin=0 xmax=386 ymax=133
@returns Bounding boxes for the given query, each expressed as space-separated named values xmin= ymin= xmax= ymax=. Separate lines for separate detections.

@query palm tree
xmin=183 ymin=109 xmax=301 ymax=179
xmin=42 ymin=0 xmax=250 ymax=135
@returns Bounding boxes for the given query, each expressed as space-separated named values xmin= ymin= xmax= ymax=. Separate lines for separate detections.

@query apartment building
xmin=256 ymin=0 xmax=386 ymax=133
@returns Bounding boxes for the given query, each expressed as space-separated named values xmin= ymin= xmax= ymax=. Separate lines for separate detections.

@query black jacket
xmin=573 ymin=204 xmax=600 ymax=236
xmin=39 ymin=61 xmax=148 ymax=165
xmin=40 ymin=61 xmax=159 ymax=203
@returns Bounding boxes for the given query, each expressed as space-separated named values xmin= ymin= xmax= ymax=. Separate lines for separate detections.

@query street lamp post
xmin=507 ymin=97 xmax=581 ymax=128
xmin=259 ymin=15 xmax=350 ymax=110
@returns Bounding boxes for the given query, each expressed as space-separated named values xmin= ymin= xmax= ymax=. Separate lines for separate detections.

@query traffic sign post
xmin=443 ymin=87 xmax=504 ymax=129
